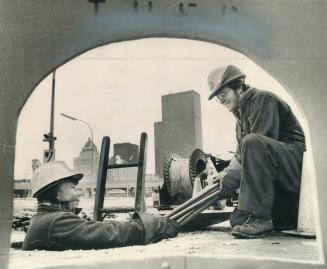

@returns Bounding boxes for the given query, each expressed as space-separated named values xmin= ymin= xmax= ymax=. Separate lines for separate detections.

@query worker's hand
xmin=165 ymin=218 xmax=180 ymax=238
xmin=132 ymin=212 xmax=180 ymax=244
xmin=212 ymin=171 xmax=226 ymax=184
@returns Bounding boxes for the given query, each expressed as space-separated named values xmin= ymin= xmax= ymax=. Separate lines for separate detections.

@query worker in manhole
xmin=22 ymin=161 xmax=180 ymax=250
xmin=207 ymin=65 xmax=305 ymax=238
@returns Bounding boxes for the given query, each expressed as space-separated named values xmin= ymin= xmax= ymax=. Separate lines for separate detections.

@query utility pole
xmin=43 ymin=70 xmax=57 ymax=163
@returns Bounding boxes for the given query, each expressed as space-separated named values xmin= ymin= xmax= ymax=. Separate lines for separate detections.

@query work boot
xmin=229 ymin=207 xmax=250 ymax=228
xmin=231 ymin=215 xmax=273 ymax=239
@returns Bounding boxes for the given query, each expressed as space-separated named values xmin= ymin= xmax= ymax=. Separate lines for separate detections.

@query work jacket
xmin=22 ymin=204 xmax=178 ymax=251
xmin=234 ymin=87 xmax=305 ymax=158
xmin=222 ymin=87 xmax=306 ymax=190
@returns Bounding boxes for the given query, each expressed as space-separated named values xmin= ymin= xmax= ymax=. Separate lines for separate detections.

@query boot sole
xmin=231 ymin=229 xmax=273 ymax=239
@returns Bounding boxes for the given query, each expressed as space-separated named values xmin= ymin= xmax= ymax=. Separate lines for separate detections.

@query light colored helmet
xmin=208 ymin=65 xmax=246 ymax=100
xmin=31 ymin=161 xmax=83 ymax=198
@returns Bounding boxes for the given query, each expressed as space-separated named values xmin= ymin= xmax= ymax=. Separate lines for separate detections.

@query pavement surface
xmin=9 ymin=220 xmax=320 ymax=269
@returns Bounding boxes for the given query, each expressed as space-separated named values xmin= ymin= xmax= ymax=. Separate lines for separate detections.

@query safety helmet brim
xmin=208 ymin=75 xmax=245 ymax=100
xmin=208 ymin=65 xmax=246 ymax=100
xmin=31 ymin=161 xmax=84 ymax=198
xmin=32 ymin=173 xmax=83 ymax=198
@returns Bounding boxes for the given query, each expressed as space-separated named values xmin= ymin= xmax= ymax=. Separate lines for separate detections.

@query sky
xmin=14 ymin=38 xmax=304 ymax=179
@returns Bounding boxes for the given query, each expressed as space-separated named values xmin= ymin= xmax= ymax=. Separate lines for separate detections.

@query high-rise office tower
xmin=154 ymin=90 xmax=203 ymax=177
xmin=73 ymin=137 xmax=99 ymax=181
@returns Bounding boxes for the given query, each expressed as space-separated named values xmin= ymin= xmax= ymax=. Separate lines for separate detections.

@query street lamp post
xmin=61 ymin=113 xmax=95 ymax=195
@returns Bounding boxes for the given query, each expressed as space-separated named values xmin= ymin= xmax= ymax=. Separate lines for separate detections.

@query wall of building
xmin=155 ymin=91 xmax=203 ymax=176
xmin=74 ymin=151 xmax=100 ymax=180
xmin=114 ymin=143 xmax=139 ymax=163
xmin=13 ymin=179 xmax=32 ymax=198
xmin=73 ymin=140 xmax=100 ymax=197
xmin=73 ymin=141 xmax=157 ymax=196
xmin=1 ymin=1 xmax=327 ymax=268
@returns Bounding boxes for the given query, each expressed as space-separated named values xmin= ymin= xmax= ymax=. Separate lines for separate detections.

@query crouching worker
xmin=22 ymin=161 xmax=180 ymax=250
xmin=207 ymin=65 xmax=306 ymax=239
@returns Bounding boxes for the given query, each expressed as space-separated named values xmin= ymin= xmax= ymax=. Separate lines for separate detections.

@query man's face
xmin=57 ymin=181 xmax=81 ymax=209
xmin=215 ymin=87 xmax=240 ymax=112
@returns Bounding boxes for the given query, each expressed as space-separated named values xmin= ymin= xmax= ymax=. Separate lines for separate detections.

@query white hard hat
xmin=31 ymin=161 xmax=83 ymax=198
xmin=208 ymin=65 xmax=246 ymax=100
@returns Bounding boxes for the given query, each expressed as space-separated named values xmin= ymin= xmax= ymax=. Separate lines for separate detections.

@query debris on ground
xmin=12 ymin=210 xmax=34 ymax=232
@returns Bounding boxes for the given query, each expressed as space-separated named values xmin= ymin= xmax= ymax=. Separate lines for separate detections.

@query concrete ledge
xmin=9 ymin=227 xmax=321 ymax=269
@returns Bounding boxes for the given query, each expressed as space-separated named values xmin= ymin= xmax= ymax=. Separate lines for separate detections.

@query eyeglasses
xmin=215 ymin=88 xmax=230 ymax=101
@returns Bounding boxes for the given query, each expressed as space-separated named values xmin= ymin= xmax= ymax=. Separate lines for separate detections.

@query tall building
xmin=154 ymin=90 xmax=203 ymax=177
xmin=73 ymin=137 xmax=100 ymax=182
xmin=107 ymin=143 xmax=139 ymax=183
xmin=113 ymin=143 xmax=139 ymax=164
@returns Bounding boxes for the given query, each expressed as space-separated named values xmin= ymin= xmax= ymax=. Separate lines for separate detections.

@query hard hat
xmin=208 ymin=65 xmax=246 ymax=100
xmin=31 ymin=161 xmax=83 ymax=198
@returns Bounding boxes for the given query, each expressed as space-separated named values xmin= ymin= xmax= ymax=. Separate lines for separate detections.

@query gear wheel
xmin=188 ymin=148 xmax=207 ymax=186
xmin=163 ymin=153 xmax=181 ymax=199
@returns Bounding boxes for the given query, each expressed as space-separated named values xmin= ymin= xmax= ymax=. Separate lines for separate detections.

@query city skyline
xmin=14 ymin=38 xmax=303 ymax=179
xmin=14 ymin=137 xmax=161 ymax=198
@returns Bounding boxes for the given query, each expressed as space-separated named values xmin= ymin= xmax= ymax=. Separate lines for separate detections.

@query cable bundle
xmin=165 ymin=182 xmax=221 ymax=225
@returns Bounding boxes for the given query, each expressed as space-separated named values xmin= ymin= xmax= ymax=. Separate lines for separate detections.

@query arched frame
xmin=1 ymin=1 xmax=327 ymax=268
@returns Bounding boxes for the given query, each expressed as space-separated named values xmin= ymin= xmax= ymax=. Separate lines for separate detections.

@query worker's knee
xmin=241 ymin=134 xmax=266 ymax=152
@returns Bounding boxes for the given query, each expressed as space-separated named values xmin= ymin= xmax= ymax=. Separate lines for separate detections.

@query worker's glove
xmin=215 ymin=177 xmax=240 ymax=201
xmin=212 ymin=171 xmax=226 ymax=184
xmin=165 ymin=218 xmax=180 ymax=238
xmin=210 ymin=171 xmax=237 ymax=201
xmin=132 ymin=212 xmax=180 ymax=244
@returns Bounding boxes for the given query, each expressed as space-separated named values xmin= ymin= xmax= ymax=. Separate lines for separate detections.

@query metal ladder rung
xmin=107 ymin=162 xmax=139 ymax=169
xmin=93 ymin=132 xmax=148 ymax=221
xmin=100 ymin=207 xmax=135 ymax=213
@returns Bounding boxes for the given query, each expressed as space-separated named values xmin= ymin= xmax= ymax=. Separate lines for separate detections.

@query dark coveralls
xmin=221 ymin=88 xmax=306 ymax=230
xmin=22 ymin=204 xmax=178 ymax=250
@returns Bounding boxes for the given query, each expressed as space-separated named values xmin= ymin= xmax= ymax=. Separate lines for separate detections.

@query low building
xmin=14 ymin=139 xmax=162 ymax=199
xmin=14 ymin=178 xmax=32 ymax=198
xmin=14 ymin=158 xmax=41 ymax=198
